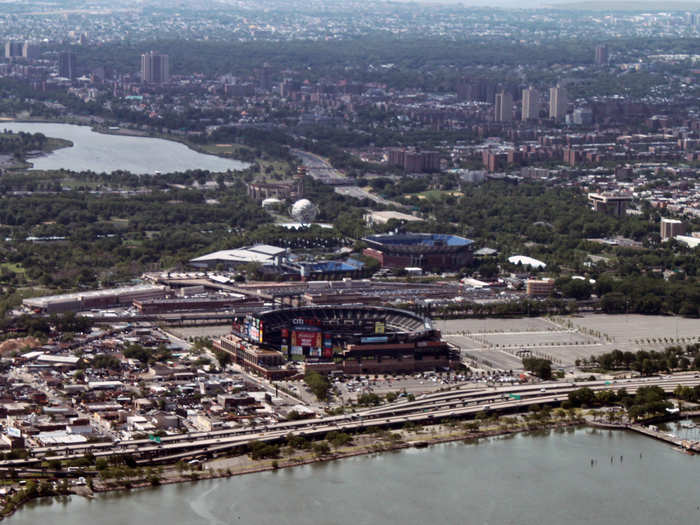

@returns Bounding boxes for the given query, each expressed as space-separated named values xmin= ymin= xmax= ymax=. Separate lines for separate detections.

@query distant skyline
xmin=24 ymin=0 xmax=700 ymax=10
xmin=406 ymin=0 xmax=700 ymax=8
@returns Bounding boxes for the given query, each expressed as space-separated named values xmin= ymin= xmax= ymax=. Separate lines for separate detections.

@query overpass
xmin=6 ymin=374 xmax=700 ymax=469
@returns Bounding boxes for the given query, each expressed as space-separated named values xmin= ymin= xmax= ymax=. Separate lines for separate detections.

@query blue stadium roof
xmin=300 ymin=259 xmax=364 ymax=272
xmin=364 ymin=233 xmax=473 ymax=248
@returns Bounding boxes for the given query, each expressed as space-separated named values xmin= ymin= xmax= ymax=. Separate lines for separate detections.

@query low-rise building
xmin=526 ymin=278 xmax=555 ymax=297
xmin=588 ymin=192 xmax=633 ymax=217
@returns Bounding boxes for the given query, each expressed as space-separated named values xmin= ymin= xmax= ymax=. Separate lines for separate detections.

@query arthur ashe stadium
xmin=214 ymin=305 xmax=456 ymax=379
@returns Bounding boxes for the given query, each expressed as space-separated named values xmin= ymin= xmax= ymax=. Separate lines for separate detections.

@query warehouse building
xmin=23 ymin=285 xmax=167 ymax=314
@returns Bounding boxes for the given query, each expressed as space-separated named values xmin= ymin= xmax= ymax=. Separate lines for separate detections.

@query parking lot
xmin=283 ymin=372 xmax=516 ymax=405
xmin=439 ymin=314 xmax=700 ymax=370
xmin=435 ymin=317 xmax=558 ymax=334
xmin=567 ymin=314 xmax=700 ymax=344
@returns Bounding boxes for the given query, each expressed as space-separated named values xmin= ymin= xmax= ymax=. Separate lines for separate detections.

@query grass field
xmin=0 ymin=263 xmax=26 ymax=275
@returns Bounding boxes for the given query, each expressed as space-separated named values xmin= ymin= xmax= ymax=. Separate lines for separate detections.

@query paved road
xmin=291 ymin=149 xmax=350 ymax=185
xmin=292 ymin=148 xmax=407 ymax=208
xmin=9 ymin=374 xmax=700 ymax=469
xmin=334 ymin=185 xmax=407 ymax=208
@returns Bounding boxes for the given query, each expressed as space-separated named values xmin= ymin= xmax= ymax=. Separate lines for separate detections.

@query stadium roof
xmin=362 ymin=234 xmax=474 ymax=256
xmin=254 ymin=305 xmax=433 ymax=334
xmin=298 ymin=260 xmax=363 ymax=272
xmin=190 ymin=244 xmax=286 ymax=266
xmin=365 ymin=233 xmax=472 ymax=247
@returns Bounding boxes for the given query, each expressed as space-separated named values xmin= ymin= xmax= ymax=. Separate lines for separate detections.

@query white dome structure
xmin=262 ymin=197 xmax=283 ymax=209
xmin=290 ymin=199 xmax=318 ymax=224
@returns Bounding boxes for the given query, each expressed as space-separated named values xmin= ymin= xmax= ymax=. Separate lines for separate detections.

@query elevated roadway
xmin=7 ymin=374 xmax=700 ymax=468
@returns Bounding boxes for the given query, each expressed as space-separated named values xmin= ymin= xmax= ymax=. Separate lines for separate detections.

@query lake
xmin=8 ymin=427 xmax=700 ymax=525
xmin=1 ymin=122 xmax=248 ymax=175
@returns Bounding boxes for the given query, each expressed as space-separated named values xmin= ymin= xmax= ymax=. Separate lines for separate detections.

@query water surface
xmin=1 ymin=122 xmax=247 ymax=174
xmin=8 ymin=427 xmax=700 ymax=525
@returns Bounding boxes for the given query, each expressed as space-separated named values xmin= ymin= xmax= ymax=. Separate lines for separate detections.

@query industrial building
xmin=133 ymin=295 xmax=246 ymax=314
xmin=23 ymin=285 xmax=167 ymax=314
xmin=362 ymin=233 xmax=474 ymax=272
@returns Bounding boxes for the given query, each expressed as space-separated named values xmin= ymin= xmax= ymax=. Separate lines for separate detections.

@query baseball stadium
xmin=213 ymin=305 xmax=456 ymax=379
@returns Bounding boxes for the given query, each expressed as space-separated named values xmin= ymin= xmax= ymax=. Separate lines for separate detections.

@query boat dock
xmin=627 ymin=424 xmax=700 ymax=453
xmin=589 ymin=418 xmax=700 ymax=453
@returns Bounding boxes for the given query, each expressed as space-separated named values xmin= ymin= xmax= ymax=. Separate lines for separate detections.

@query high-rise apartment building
xmin=595 ymin=44 xmax=609 ymax=65
xmin=22 ymin=41 xmax=38 ymax=60
xmin=549 ymin=84 xmax=568 ymax=121
xmin=456 ymin=77 xmax=496 ymax=103
xmin=257 ymin=63 xmax=273 ymax=91
xmin=4 ymin=41 xmax=23 ymax=59
xmin=388 ymin=149 xmax=441 ymax=173
xmin=521 ymin=87 xmax=539 ymax=121
xmin=58 ymin=52 xmax=77 ymax=79
xmin=140 ymin=51 xmax=170 ymax=84
xmin=494 ymin=91 xmax=513 ymax=122
xmin=660 ymin=218 xmax=686 ymax=240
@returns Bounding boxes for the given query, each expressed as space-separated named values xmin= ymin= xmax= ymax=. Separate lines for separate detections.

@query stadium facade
xmin=213 ymin=305 xmax=456 ymax=379
xmin=362 ymin=233 xmax=474 ymax=272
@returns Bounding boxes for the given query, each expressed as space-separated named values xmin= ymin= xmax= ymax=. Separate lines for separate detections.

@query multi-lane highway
xmin=4 ymin=374 xmax=699 ymax=469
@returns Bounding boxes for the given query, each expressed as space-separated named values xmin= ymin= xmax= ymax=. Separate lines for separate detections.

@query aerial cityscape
xmin=0 ymin=0 xmax=699 ymax=523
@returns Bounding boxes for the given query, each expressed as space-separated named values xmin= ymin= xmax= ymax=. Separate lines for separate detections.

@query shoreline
xmin=0 ymin=119 xmax=250 ymax=171
xmin=0 ymin=128 xmax=73 ymax=171
xmin=0 ymin=418 xmax=584 ymax=520
xmin=3 ymin=414 xmax=698 ymax=520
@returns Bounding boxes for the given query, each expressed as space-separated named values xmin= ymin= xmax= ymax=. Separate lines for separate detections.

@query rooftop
xmin=190 ymin=244 xmax=286 ymax=265
xmin=23 ymin=284 xmax=166 ymax=307
xmin=508 ymin=255 xmax=547 ymax=269
xmin=364 ymin=210 xmax=424 ymax=224
xmin=364 ymin=233 xmax=473 ymax=248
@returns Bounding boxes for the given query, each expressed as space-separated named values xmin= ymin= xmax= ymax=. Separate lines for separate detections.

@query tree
xmin=522 ymin=357 xmax=552 ymax=380
xmin=601 ymin=292 xmax=627 ymax=314
xmin=304 ymin=370 xmax=330 ymax=401
xmin=312 ymin=441 xmax=331 ymax=456
xmin=90 ymin=354 xmax=121 ymax=370
xmin=567 ymin=387 xmax=596 ymax=408
xmin=561 ymin=278 xmax=592 ymax=300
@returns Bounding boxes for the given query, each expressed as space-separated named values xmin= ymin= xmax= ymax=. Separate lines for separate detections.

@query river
xmin=8 ymin=427 xmax=700 ymax=525
xmin=0 ymin=122 xmax=248 ymax=174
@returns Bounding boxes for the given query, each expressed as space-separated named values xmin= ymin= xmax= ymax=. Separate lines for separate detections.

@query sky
xmin=405 ymin=0 xmax=700 ymax=7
